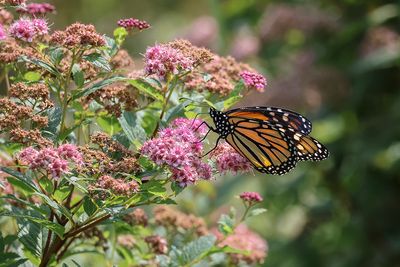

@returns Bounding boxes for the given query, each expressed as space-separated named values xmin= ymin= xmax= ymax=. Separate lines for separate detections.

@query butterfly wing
xmin=226 ymin=106 xmax=312 ymax=135
xmin=292 ymin=132 xmax=329 ymax=161
xmin=225 ymin=119 xmax=298 ymax=175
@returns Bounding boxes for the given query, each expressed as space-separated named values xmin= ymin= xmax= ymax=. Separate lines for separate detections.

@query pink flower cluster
xmin=209 ymin=142 xmax=252 ymax=174
xmin=240 ymin=71 xmax=267 ymax=92
xmin=95 ymin=175 xmax=139 ymax=196
xmin=0 ymin=25 xmax=6 ymax=41
xmin=239 ymin=191 xmax=263 ymax=203
xmin=18 ymin=144 xmax=83 ymax=178
xmin=9 ymin=18 xmax=49 ymax=42
xmin=117 ymin=18 xmax=150 ymax=31
xmin=145 ymin=44 xmax=194 ymax=79
xmin=17 ymin=3 xmax=56 ymax=15
xmin=141 ymin=118 xmax=211 ymax=187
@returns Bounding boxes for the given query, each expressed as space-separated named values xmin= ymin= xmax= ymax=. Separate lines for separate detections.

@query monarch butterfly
xmin=205 ymin=106 xmax=329 ymax=175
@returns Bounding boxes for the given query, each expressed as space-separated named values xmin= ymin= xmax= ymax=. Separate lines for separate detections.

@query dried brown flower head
xmin=83 ymin=83 xmax=137 ymax=117
xmin=167 ymin=39 xmax=214 ymax=66
xmin=123 ymin=208 xmax=148 ymax=226
xmin=153 ymin=206 xmax=208 ymax=236
xmin=10 ymin=128 xmax=52 ymax=147
xmin=90 ymin=132 xmax=133 ymax=157
xmin=0 ymin=8 xmax=13 ymax=24
xmin=144 ymin=235 xmax=168 ymax=254
xmin=9 ymin=82 xmax=53 ymax=109
xmin=50 ymin=23 xmax=105 ymax=48
xmin=111 ymin=49 xmax=134 ymax=70
xmin=185 ymin=55 xmax=254 ymax=95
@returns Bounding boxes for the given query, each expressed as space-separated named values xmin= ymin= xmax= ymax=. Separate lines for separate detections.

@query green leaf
xmin=71 ymin=76 xmax=127 ymax=101
xmin=177 ymin=235 xmax=217 ymax=265
xmin=97 ymin=115 xmax=122 ymax=135
xmin=118 ymin=111 xmax=147 ymax=146
xmin=162 ymin=99 xmax=191 ymax=125
xmin=15 ymin=214 xmax=43 ymax=259
xmin=1 ymin=167 xmax=38 ymax=193
xmin=0 ymin=195 xmax=48 ymax=215
xmin=43 ymin=107 xmax=62 ymax=136
xmin=83 ymin=196 xmax=97 ymax=217
xmin=128 ymin=78 xmax=164 ymax=101
xmin=23 ymin=71 xmax=41 ymax=82
xmin=53 ymin=186 xmax=70 ymax=202
xmin=72 ymin=64 xmax=85 ymax=87
xmin=83 ymin=53 xmax=111 ymax=72
xmin=171 ymin=182 xmax=184 ymax=196
xmin=48 ymin=47 xmax=64 ymax=65
xmin=141 ymin=180 xmax=167 ymax=198
xmin=19 ymin=56 xmax=60 ymax=76
xmin=217 ymin=214 xmax=235 ymax=236
xmin=2 ymin=211 xmax=65 ymax=238
xmin=104 ymin=36 xmax=118 ymax=57
xmin=248 ymin=208 xmax=267 ymax=218
xmin=39 ymin=177 xmax=54 ymax=193
xmin=7 ymin=177 xmax=35 ymax=194
xmin=113 ymin=27 xmax=128 ymax=46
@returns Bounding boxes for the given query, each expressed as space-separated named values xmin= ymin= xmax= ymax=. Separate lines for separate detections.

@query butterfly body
xmin=208 ymin=106 xmax=329 ymax=175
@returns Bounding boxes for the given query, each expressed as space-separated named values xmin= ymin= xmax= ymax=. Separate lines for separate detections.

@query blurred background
xmin=51 ymin=0 xmax=400 ymax=266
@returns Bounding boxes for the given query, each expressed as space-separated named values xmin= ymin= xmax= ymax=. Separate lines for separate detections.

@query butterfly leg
xmin=201 ymin=136 xmax=221 ymax=158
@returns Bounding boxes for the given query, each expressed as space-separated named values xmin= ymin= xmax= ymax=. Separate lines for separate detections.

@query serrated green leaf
xmin=180 ymin=235 xmax=217 ymax=265
xmin=72 ymin=64 xmax=85 ymax=87
xmin=128 ymin=78 xmax=164 ymax=101
xmin=104 ymin=36 xmax=118 ymax=57
xmin=23 ymin=71 xmax=41 ymax=82
xmin=53 ymin=186 xmax=70 ymax=202
xmin=223 ymin=95 xmax=242 ymax=110
xmin=43 ymin=107 xmax=62 ymax=136
xmin=162 ymin=100 xmax=191 ymax=125
xmin=0 ymin=195 xmax=48 ymax=215
xmin=7 ymin=177 xmax=35 ymax=194
xmin=83 ymin=53 xmax=111 ymax=71
xmin=71 ymin=76 xmax=127 ymax=101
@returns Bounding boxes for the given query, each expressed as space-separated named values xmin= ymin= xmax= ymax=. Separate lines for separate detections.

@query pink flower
xmin=9 ymin=18 xmax=48 ymax=42
xmin=32 ymin=19 xmax=49 ymax=35
xmin=240 ymin=71 xmax=267 ymax=92
xmin=213 ymin=224 xmax=268 ymax=264
xmin=0 ymin=25 xmax=6 ymax=41
xmin=239 ymin=191 xmax=263 ymax=203
xmin=117 ymin=18 xmax=150 ymax=31
xmin=17 ymin=3 xmax=56 ymax=15
xmin=18 ymin=144 xmax=83 ymax=179
xmin=144 ymin=44 xmax=194 ymax=79
xmin=209 ymin=142 xmax=252 ymax=174
xmin=9 ymin=18 xmax=36 ymax=42
xmin=141 ymin=118 xmax=211 ymax=187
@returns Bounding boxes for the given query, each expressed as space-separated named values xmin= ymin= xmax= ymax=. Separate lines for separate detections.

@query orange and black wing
xmin=292 ymin=132 xmax=329 ymax=161
xmin=226 ymin=106 xmax=312 ymax=135
xmin=225 ymin=119 xmax=298 ymax=175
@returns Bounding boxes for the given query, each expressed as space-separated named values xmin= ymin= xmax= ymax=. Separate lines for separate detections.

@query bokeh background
xmin=51 ymin=0 xmax=400 ymax=266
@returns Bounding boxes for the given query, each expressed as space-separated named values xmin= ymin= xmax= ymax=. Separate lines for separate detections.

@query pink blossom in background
xmin=9 ymin=18 xmax=36 ymax=42
xmin=213 ymin=224 xmax=268 ymax=264
xmin=141 ymin=118 xmax=211 ymax=187
xmin=239 ymin=191 xmax=263 ymax=203
xmin=18 ymin=144 xmax=83 ymax=179
xmin=0 ymin=24 xmax=6 ymax=41
xmin=9 ymin=18 xmax=49 ymax=42
xmin=144 ymin=44 xmax=194 ymax=79
xmin=17 ymin=3 xmax=56 ymax=15
xmin=117 ymin=18 xmax=150 ymax=31
xmin=240 ymin=70 xmax=267 ymax=92
xmin=32 ymin=18 xmax=49 ymax=35
xmin=209 ymin=142 xmax=252 ymax=174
